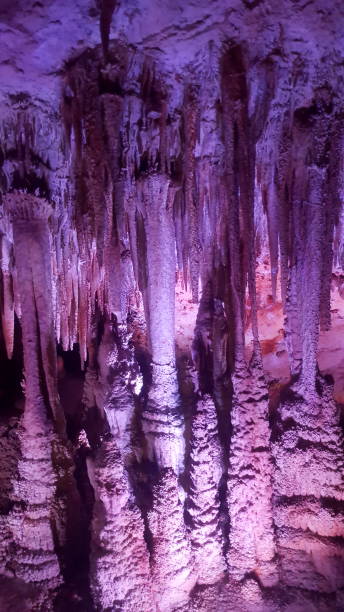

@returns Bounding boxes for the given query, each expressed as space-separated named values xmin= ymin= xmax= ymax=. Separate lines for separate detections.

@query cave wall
xmin=0 ymin=1 xmax=343 ymax=610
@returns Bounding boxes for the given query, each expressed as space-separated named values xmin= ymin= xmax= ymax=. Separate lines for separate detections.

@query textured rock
xmin=227 ymin=360 xmax=278 ymax=588
xmin=0 ymin=0 xmax=344 ymax=609
xmin=0 ymin=193 xmax=82 ymax=609
xmin=187 ymin=394 xmax=226 ymax=585
xmin=148 ymin=468 xmax=197 ymax=611
xmin=89 ymin=437 xmax=153 ymax=611
xmin=142 ymin=362 xmax=185 ymax=474
xmin=1 ymin=194 xmax=63 ymax=604
xmin=273 ymin=379 xmax=344 ymax=595
xmin=83 ymin=317 xmax=142 ymax=465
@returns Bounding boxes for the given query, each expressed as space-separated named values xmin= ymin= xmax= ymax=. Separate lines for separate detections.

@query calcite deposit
xmin=0 ymin=0 xmax=343 ymax=610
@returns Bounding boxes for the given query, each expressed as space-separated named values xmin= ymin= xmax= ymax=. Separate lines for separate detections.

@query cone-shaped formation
xmin=89 ymin=437 xmax=153 ymax=611
xmin=273 ymin=378 xmax=344 ymax=599
xmin=187 ymin=394 xmax=226 ymax=585
xmin=227 ymin=360 xmax=278 ymax=588
xmin=148 ymin=468 xmax=197 ymax=610
xmin=1 ymin=193 xmax=63 ymax=603
xmin=0 ymin=192 xmax=82 ymax=608
xmin=7 ymin=404 xmax=62 ymax=599
xmin=0 ymin=416 xmax=20 ymax=574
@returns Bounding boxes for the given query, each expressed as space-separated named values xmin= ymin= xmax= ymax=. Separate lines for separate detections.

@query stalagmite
xmin=2 ymin=193 xmax=63 ymax=604
xmin=148 ymin=468 xmax=197 ymax=611
xmin=89 ymin=437 xmax=153 ymax=611
xmin=227 ymin=360 xmax=278 ymax=588
xmin=272 ymin=378 xmax=344 ymax=603
xmin=187 ymin=394 xmax=226 ymax=585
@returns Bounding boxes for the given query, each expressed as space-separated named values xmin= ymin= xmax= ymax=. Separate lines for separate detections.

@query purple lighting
xmin=0 ymin=1 xmax=343 ymax=610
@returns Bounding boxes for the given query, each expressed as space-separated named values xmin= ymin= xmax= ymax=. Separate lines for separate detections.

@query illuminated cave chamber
xmin=0 ymin=1 xmax=343 ymax=610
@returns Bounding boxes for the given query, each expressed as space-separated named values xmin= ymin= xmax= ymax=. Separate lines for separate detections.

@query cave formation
xmin=0 ymin=1 xmax=344 ymax=611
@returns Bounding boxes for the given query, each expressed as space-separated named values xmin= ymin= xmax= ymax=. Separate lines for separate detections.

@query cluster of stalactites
xmin=256 ymin=82 xmax=344 ymax=397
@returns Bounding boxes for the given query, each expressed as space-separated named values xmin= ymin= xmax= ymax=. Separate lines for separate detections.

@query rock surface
xmin=0 ymin=1 xmax=344 ymax=610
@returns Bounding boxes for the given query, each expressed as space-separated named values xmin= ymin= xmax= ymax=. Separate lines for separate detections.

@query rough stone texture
xmin=187 ymin=394 xmax=226 ymax=585
xmin=83 ymin=318 xmax=142 ymax=465
xmin=0 ymin=1 xmax=344 ymax=610
xmin=148 ymin=468 xmax=197 ymax=611
xmin=89 ymin=438 xmax=153 ymax=611
xmin=227 ymin=360 xmax=278 ymax=588
xmin=0 ymin=416 xmax=20 ymax=575
xmin=272 ymin=378 xmax=344 ymax=596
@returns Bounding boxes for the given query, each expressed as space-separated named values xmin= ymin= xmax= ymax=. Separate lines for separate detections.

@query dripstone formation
xmin=0 ymin=1 xmax=343 ymax=610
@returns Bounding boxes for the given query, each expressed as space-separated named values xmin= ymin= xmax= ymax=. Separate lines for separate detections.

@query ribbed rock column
xmin=89 ymin=438 xmax=153 ymax=611
xmin=227 ymin=361 xmax=278 ymax=588
xmin=187 ymin=394 xmax=226 ymax=585
xmin=3 ymin=193 xmax=63 ymax=603
xmin=148 ymin=467 xmax=197 ymax=611
xmin=137 ymin=174 xmax=184 ymax=473
xmin=273 ymin=380 xmax=344 ymax=602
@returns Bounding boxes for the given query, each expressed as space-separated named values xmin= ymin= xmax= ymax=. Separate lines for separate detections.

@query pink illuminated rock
xmin=227 ymin=361 xmax=278 ymax=588
xmin=187 ymin=394 xmax=226 ymax=585
xmin=148 ymin=468 xmax=197 ymax=610
xmin=89 ymin=438 xmax=153 ymax=611
xmin=1 ymin=193 xmax=63 ymax=603
xmin=273 ymin=379 xmax=344 ymax=595
xmin=0 ymin=1 xmax=344 ymax=609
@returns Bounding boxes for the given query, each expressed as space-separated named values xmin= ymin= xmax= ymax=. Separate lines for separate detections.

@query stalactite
xmin=220 ymin=47 xmax=246 ymax=368
xmin=187 ymin=394 xmax=226 ymax=585
xmin=0 ymin=233 xmax=14 ymax=359
xmin=299 ymin=106 xmax=330 ymax=397
xmin=320 ymin=115 xmax=344 ymax=330
xmin=262 ymin=181 xmax=279 ymax=301
xmin=99 ymin=0 xmax=117 ymax=62
xmin=183 ymin=86 xmax=201 ymax=302
xmin=4 ymin=192 xmax=65 ymax=430
xmin=134 ymin=174 xmax=185 ymax=473
xmin=148 ymin=467 xmax=196 ymax=611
